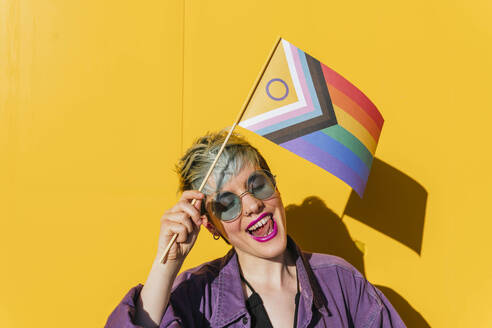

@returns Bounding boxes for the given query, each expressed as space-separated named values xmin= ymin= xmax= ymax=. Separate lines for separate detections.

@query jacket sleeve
xmin=104 ymin=284 xmax=183 ymax=328
xmin=353 ymin=279 xmax=406 ymax=328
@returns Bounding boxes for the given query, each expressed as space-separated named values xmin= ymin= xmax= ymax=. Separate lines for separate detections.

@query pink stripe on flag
xmin=248 ymin=43 xmax=319 ymax=131
xmin=321 ymin=64 xmax=384 ymax=130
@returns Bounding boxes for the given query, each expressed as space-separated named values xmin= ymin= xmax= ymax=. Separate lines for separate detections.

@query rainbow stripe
xmin=239 ymin=39 xmax=383 ymax=196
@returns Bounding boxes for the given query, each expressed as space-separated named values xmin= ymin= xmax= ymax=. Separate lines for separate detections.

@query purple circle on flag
xmin=266 ymin=78 xmax=289 ymax=101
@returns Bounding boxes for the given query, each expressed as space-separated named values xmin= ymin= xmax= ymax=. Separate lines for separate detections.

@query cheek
xmin=267 ymin=196 xmax=286 ymax=223
xmin=222 ymin=220 xmax=243 ymax=237
xmin=266 ymin=194 xmax=284 ymax=210
xmin=210 ymin=217 xmax=240 ymax=239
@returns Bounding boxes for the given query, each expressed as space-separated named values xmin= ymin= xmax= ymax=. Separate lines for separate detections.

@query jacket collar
xmin=209 ymin=235 xmax=328 ymax=327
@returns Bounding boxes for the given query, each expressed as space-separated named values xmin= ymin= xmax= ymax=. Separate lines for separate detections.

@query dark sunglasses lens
xmin=212 ymin=192 xmax=241 ymax=221
xmin=248 ymin=171 xmax=275 ymax=200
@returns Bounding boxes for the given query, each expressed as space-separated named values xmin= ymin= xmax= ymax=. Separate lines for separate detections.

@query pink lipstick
xmin=246 ymin=212 xmax=278 ymax=242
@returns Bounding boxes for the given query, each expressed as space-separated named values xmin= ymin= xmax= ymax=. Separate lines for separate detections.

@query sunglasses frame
xmin=202 ymin=169 xmax=277 ymax=222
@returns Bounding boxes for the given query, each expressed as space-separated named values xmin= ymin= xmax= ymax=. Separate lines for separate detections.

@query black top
xmin=240 ymin=267 xmax=301 ymax=328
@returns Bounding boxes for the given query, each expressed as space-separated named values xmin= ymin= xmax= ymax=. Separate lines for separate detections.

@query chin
xmin=233 ymin=227 xmax=289 ymax=261
xmin=256 ymin=234 xmax=288 ymax=259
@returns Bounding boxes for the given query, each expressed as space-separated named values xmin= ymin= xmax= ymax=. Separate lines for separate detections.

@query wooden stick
xmin=159 ymin=36 xmax=282 ymax=264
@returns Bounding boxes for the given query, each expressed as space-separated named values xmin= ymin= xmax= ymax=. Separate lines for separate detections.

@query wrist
xmin=151 ymin=255 xmax=184 ymax=276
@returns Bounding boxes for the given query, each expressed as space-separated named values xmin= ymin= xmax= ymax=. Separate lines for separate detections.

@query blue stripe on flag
xmin=302 ymin=130 xmax=370 ymax=181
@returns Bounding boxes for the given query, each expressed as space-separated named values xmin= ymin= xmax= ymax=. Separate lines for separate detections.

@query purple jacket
xmin=105 ymin=237 xmax=405 ymax=327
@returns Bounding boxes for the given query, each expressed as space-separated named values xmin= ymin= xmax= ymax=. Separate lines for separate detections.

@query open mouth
xmin=246 ymin=213 xmax=278 ymax=242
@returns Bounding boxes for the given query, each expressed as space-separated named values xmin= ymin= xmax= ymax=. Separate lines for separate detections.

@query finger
xmin=166 ymin=221 xmax=189 ymax=243
xmin=194 ymin=199 xmax=205 ymax=225
xmin=176 ymin=200 xmax=203 ymax=226
xmin=180 ymin=190 xmax=205 ymax=202
xmin=167 ymin=190 xmax=205 ymax=214
xmin=165 ymin=212 xmax=194 ymax=235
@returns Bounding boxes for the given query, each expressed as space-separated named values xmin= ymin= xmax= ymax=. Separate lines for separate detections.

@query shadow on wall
xmin=343 ymin=158 xmax=428 ymax=255
xmin=286 ymin=160 xmax=429 ymax=327
xmin=286 ymin=197 xmax=430 ymax=327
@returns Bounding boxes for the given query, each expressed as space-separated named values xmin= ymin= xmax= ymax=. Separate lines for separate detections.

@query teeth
xmin=248 ymin=215 xmax=271 ymax=232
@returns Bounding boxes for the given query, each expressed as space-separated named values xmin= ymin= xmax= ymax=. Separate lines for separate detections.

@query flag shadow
xmin=344 ymin=158 xmax=428 ymax=255
xmin=286 ymin=196 xmax=430 ymax=328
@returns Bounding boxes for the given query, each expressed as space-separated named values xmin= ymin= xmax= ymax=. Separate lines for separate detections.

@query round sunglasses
xmin=203 ymin=170 xmax=277 ymax=222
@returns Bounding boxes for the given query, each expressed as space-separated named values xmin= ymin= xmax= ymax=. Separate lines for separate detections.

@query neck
xmin=235 ymin=247 xmax=297 ymax=290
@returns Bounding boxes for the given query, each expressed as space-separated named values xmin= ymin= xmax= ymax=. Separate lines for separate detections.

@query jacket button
xmin=242 ymin=316 xmax=248 ymax=324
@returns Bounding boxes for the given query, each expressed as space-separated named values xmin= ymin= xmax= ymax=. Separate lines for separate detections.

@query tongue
xmin=252 ymin=218 xmax=272 ymax=237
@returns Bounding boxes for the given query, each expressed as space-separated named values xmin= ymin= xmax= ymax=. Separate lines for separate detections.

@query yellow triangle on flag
xmin=241 ymin=42 xmax=299 ymax=122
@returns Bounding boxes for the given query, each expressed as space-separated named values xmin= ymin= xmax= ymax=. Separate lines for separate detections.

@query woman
xmin=105 ymin=131 xmax=405 ymax=328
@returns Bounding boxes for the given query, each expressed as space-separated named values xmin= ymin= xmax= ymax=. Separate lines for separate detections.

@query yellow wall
xmin=1 ymin=0 xmax=491 ymax=327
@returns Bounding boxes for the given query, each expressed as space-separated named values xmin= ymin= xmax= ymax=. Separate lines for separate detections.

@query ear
xmin=201 ymin=216 xmax=216 ymax=235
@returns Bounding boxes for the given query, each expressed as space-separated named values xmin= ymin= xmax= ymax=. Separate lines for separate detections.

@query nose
xmin=240 ymin=191 xmax=264 ymax=216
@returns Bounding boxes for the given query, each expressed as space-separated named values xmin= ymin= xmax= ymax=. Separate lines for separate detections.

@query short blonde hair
xmin=176 ymin=130 xmax=270 ymax=195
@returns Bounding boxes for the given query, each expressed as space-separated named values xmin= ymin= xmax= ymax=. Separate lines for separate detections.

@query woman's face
xmin=205 ymin=162 xmax=288 ymax=260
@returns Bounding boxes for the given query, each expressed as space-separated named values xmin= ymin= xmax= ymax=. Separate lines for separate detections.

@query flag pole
xmin=159 ymin=36 xmax=283 ymax=264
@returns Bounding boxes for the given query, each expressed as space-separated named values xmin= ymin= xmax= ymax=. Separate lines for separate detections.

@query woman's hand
xmin=157 ymin=190 xmax=205 ymax=263
xmin=135 ymin=191 xmax=205 ymax=327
